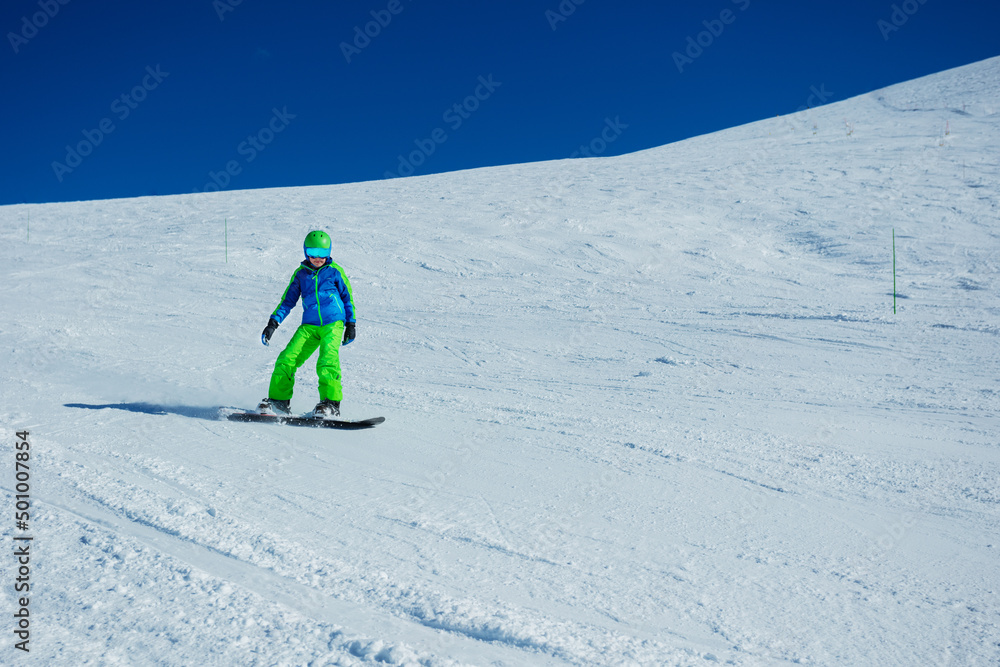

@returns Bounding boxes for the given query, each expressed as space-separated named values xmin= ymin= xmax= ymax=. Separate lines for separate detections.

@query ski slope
xmin=2 ymin=56 xmax=999 ymax=665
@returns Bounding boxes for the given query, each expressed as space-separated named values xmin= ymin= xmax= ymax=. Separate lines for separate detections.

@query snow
xmin=2 ymin=55 xmax=999 ymax=665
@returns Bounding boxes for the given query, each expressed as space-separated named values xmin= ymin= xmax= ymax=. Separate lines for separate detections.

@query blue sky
xmin=3 ymin=0 xmax=998 ymax=205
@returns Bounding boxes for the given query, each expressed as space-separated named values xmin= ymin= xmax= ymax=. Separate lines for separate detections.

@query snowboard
xmin=226 ymin=411 xmax=385 ymax=429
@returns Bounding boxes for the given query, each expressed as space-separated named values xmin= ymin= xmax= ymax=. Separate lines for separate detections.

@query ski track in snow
xmin=2 ymin=57 xmax=999 ymax=665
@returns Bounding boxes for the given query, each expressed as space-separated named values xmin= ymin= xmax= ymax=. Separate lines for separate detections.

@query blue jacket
xmin=271 ymin=259 xmax=355 ymax=327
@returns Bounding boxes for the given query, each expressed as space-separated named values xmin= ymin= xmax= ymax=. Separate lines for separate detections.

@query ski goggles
xmin=304 ymin=246 xmax=331 ymax=258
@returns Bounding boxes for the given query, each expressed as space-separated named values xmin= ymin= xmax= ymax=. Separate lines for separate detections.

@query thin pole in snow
xmin=892 ymin=228 xmax=897 ymax=314
xmin=225 ymin=218 xmax=228 ymax=263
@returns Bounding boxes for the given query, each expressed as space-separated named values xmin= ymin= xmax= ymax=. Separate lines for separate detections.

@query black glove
xmin=343 ymin=322 xmax=356 ymax=346
xmin=261 ymin=318 xmax=279 ymax=346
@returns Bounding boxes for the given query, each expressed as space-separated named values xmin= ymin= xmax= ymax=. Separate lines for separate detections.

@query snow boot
xmin=312 ymin=400 xmax=340 ymax=419
xmin=257 ymin=398 xmax=291 ymax=416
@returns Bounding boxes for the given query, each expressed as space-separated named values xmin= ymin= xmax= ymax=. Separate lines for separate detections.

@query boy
xmin=258 ymin=230 xmax=356 ymax=418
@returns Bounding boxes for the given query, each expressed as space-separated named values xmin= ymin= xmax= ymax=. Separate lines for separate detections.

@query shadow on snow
xmin=64 ymin=402 xmax=221 ymax=421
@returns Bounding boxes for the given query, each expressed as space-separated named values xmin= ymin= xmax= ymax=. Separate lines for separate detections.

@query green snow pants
xmin=268 ymin=322 xmax=345 ymax=402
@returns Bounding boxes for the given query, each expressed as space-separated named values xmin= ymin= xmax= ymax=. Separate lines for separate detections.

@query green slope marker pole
xmin=893 ymin=228 xmax=896 ymax=314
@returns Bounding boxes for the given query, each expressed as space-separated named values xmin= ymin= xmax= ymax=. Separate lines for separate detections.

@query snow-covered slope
xmin=2 ymin=56 xmax=999 ymax=665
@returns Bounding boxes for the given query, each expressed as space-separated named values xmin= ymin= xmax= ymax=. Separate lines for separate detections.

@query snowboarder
xmin=257 ymin=230 xmax=356 ymax=419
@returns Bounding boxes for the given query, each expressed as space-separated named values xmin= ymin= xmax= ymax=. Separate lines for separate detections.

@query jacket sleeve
xmin=337 ymin=268 xmax=356 ymax=323
xmin=271 ymin=267 xmax=303 ymax=324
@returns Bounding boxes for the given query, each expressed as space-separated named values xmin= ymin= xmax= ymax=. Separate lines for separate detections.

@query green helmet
xmin=303 ymin=230 xmax=331 ymax=258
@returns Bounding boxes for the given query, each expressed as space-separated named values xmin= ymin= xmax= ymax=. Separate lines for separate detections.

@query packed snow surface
xmin=2 ymin=56 xmax=999 ymax=665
